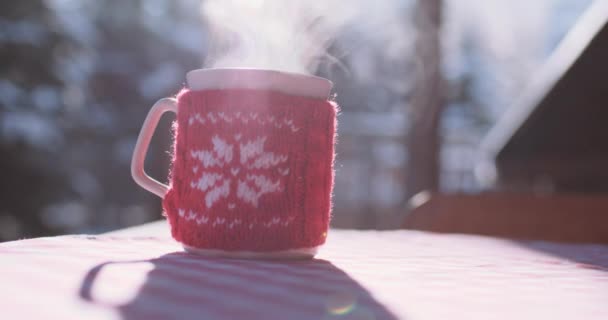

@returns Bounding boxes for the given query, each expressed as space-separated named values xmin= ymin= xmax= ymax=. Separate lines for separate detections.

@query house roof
xmin=480 ymin=1 xmax=608 ymax=162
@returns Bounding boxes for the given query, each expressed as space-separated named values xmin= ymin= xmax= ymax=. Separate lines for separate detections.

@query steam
xmin=201 ymin=0 xmax=410 ymax=75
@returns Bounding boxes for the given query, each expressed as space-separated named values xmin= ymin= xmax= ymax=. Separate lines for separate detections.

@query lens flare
xmin=326 ymin=291 xmax=357 ymax=315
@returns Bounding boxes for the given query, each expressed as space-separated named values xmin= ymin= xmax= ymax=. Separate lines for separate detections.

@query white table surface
xmin=2 ymin=221 xmax=607 ymax=319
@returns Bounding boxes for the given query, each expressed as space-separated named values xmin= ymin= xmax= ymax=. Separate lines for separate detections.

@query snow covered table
xmin=1 ymin=221 xmax=607 ymax=319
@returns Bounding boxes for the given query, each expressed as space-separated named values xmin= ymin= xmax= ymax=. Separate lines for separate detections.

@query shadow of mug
xmin=80 ymin=253 xmax=399 ymax=320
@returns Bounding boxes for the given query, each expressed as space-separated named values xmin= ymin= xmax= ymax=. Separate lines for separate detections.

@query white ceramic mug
xmin=131 ymin=69 xmax=334 ymax=259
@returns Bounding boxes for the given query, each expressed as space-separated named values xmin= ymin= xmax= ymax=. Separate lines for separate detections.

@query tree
xmin=404 ymin=0 xmax=444 ymax=204
xmin=0 ymin=0 xmax=202 ymax=240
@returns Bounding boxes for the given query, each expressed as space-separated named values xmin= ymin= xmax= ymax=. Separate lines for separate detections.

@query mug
xmin=131 ymin=68 xmax=337 ymax=259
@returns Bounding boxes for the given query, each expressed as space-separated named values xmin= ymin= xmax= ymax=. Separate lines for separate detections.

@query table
xmin=1 ymin=221 xmax=607 ymax=319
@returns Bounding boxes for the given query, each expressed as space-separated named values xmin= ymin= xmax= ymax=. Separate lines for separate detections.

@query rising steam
xmin=200 ymin=0 xmax=409 ymax=75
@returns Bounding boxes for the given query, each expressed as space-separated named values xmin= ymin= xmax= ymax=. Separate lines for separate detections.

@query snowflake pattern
xmin=189 ymin=134 xmax=290 ymax=209
xmin=188 ymin=111 xmax=301 ymax=132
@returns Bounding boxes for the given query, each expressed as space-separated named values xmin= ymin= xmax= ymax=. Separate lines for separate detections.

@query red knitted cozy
xmin=163 ymin=88 xmax=337 ymax=251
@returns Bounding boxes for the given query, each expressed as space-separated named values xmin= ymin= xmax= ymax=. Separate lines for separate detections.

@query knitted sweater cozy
xmin=163 ymin=88 xmax=337 ymax=251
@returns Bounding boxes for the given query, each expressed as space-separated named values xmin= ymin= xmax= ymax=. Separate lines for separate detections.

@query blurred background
xmin=0 ymin=0 xmax=599 ymax=241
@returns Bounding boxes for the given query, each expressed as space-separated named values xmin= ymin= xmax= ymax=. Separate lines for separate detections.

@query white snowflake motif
xmin=190 ymin=134 xmax=290 ymax=209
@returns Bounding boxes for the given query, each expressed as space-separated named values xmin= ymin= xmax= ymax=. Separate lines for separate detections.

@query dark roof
xmin=481 ymin=1 xmax=608 ymax=161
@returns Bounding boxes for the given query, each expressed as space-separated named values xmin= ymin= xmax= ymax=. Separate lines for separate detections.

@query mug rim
xmin=186 ymin=68 xmax=333 ymax=99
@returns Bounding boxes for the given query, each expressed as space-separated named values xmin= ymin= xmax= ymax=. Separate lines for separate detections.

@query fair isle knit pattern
xmin=163 ymin=88 xmax=337 ymax=251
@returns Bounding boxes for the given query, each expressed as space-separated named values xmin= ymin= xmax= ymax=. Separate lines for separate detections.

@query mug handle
xmin=131 ymin=98 xmax=177 ymax=198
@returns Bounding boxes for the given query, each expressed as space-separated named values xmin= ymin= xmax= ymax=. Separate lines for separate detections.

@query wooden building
xmin=403 ymin=1 xmax=608 ymax=243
